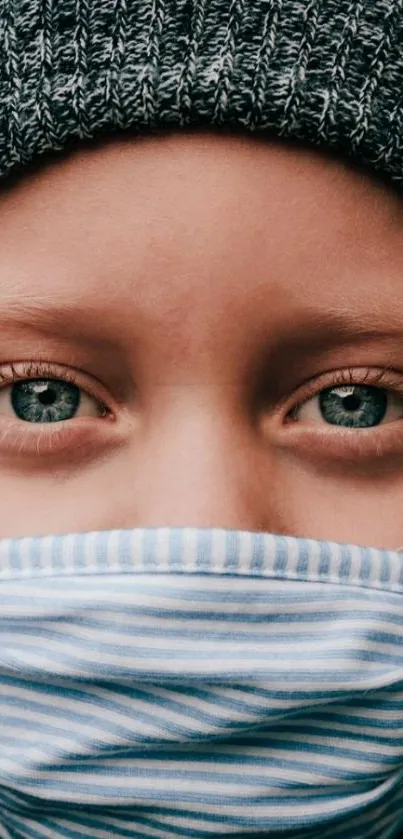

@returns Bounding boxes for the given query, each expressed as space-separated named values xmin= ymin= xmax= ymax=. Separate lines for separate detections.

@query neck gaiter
xmin=0 ymin=527 xmax=402 ymax=839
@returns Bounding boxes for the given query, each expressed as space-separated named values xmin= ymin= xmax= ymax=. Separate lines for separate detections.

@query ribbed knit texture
xmin=1 ymin=0 xmax=403 ymax=185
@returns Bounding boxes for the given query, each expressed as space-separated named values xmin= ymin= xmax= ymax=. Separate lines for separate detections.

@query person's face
xmin=1 ymin=131 xmax=403 ymax=547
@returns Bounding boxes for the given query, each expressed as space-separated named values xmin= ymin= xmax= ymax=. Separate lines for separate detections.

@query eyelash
xmin=287 ymin=366 xmax=403 ymax=418
xmin=282 ymin=365 xmax=403 ymax=463
xmin=1 ymin=361 xmax=403 ymax=463
xmin=0 ymin=360 xmax=107 ymax=405
xmin=2 ymin=363 xmax=403 ymax=414
xmin=0 ymin=361 xmax=111 ymax=458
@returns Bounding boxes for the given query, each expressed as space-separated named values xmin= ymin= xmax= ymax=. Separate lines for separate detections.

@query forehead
xmin=0 ymin=131 xmax=402 ymax=361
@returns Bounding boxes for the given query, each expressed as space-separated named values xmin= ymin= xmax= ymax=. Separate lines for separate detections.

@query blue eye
xmin=11 ymin=379 xmax=81 ymax=423
xmin=319 ymin=386 xmax=387 ymax=428
xmin=2 ymin=378 xmax=103 ymax=424
xmin=296 ymin=384 xmax=403 ymax=429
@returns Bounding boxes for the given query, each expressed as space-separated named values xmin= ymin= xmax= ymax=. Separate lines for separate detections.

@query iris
xmin=319 ymin=385 xmax=387 ymax=428
xmin=11 ymin=379 xmax=80 ymax=423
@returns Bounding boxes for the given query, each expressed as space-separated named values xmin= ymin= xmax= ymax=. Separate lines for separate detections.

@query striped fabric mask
xmin=0 ymin=527 xmax=402 ymax=839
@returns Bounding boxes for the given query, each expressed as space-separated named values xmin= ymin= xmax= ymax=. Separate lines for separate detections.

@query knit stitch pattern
xmin=1 ymin=0 xmax=403 ymax=184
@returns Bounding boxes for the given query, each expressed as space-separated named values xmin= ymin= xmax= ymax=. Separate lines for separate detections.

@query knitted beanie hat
xmin=1 ymin=0 xmax=403 ymax=187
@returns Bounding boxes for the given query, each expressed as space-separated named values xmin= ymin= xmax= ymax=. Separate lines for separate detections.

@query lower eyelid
xmin=0 ymin=423 xmax=120 ymax=472
xmin=276 ymin=415 xmax=403 ymax=469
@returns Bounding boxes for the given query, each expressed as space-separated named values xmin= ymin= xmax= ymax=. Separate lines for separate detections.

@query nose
xmin=116 ymin=387 xmax=270 ymax=532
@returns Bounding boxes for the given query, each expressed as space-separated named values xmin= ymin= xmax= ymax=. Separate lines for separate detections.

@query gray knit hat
xmin=1 ymin=0 xmax=403 ymax=186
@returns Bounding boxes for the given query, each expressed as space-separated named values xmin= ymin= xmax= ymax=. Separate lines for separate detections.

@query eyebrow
xmin=0 ymin=300 xmax=115 ymax=349
xmin=279 ymin=308 xmax=403 ymax=350
xmin=0 ymin=300 xmax=402 ymax=352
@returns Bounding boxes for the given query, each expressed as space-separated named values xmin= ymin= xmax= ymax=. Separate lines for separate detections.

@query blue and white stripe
xmin=0 ymin=527 xmax=402 ymax=838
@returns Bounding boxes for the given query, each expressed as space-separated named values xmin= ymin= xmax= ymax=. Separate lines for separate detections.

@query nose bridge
xmin=122 ymin=386 xmax=266 ymax=531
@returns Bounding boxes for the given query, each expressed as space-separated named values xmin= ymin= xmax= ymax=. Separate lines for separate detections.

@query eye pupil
xmin=39 ymin=388 xmax=56 ymax=406
xmin=343 ymin=394 xmax=361 ymax=412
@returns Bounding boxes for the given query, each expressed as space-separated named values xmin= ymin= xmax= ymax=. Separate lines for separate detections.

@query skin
xmin=1 ymin=130 xmax=403 ymax=547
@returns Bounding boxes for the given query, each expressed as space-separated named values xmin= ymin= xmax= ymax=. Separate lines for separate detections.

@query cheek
xmin=279 ymin=464 xmax=403 ymax=549
xmin=0 ymin=474 xmax=103 ymax=539
xmin=1 ymin=406 xmax=402 ymax=548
